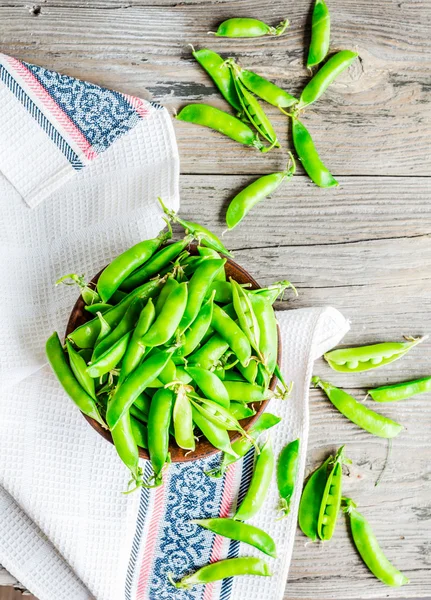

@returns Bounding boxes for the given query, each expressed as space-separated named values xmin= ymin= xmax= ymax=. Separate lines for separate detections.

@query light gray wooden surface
xmin=1 ymin=0 xmax=430 ymax=598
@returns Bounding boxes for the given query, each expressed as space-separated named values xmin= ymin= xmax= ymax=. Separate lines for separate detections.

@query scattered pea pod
xmin=226 ymin=154 xmax=296 ymax=229
xmin=299 ymin=454 xmax=332 ymax=541
xmin=317 ymin=445 xmax=350 ymax=540
xmin=192 ymin=518 xmax=277 ymax=558
xmin=169 ymin=557 xmax=271 ymax=589
xmin=368 ymin=376 xmax=431 ymax=402
xmin=324 ymin=336 xmax=427 ymax=372
xmin=212 ymin=17 xmax=289 ymax=38
xmin=307 ymin=0 xmax=330 ymax=68
xmin=277 ymin=438 xmax=300 ymax=518
xmin=192 ymin=47 xmax=242 ymax=113
xmin=239 ymin=68 xmax=297 ymax=110
xmin=342 ymin=498 xmax=409 ymax=587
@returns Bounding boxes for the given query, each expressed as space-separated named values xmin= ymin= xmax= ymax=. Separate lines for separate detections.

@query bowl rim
xmin=65 ymin=242 xmax=281 ymax=463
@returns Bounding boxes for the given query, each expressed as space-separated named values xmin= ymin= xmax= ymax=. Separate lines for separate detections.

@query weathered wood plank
xmin=0 ymin=1 xmax=430 ymax=175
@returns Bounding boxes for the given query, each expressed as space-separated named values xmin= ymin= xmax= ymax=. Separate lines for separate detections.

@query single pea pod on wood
xmin=312 ymin=376 xmax=403 ymax=438
xmin=277 ymin=438 xmax=300 ymax=518
xmin=324 ymin=336 xmax=427 ymax=372
xmin=212 ymin=17 xmax=289 ymax=38
xmin=291 ymin=117 xmax=338 ymax=188
xmin=307 ymin=0 xmax=331 ymax=68
xmin=192 ymin=47 xmax=242 ymax=112
xmin=226 ymin=154 xmax=296 ymax=229
xmin=298 ymin=455 xmax=332 ymax=541
xmin=368 ymin=376 xmax=431 ymax=402
xmin=317 ymin=445 xmax=351 ymax=540
xmin=342 ymin=498 xmax=409 ymax=587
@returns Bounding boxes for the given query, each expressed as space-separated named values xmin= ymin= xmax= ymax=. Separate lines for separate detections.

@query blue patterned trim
xmin=219 ymin=449 xmax=255 ymax=600
xmin=125 ymin=462 xmax=153 ymax=600
xmin=23 ymin=61 xmax=145 ymax=155
xmin=0 ymin=65 xmax=84 ymax=170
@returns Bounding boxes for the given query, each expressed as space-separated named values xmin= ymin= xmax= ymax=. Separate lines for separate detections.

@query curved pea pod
xmin=230 ymin=279 xmax=261 ymax=358
xmin=307 ymin=0 xmax=330 ymax=68
xmin=299 ymin=455 xmax=332 ymax=541
xmin=186 ymin=366 xmax=230 ymax=408
xmin=68 ymin=278 xmax=163 ymax=349
xmin=206 ymin=412 xmax=281 ymax=478
xmin=106 ymin=348 xmax=174 ymax=430
xmin=154 ymin=276 xmax=179 ymax=316
xmin=85 ymin=302 xmax=112 ymax=315
xmin=223 ymin=380 xmax=266 ymax=403
xmin=226 ymin=155 xmax=295 ymax=229
xmin=142 ymin=282 xmax=188 ymax=346
xmin=234 ymin=437 xmax=274 ymax=521
xmin=130 ymin=416 xmax=148 ymax=449
xmin=120 ymin=234 xmax=193 ymax=292
xmin=212 ymin=17 xmax=289 ymax=37
xmin=292 ymin=117 xmax=338 ymax=188
xmin=342 ymin=498 xmax=409 ymax=587
xmin=148 ymin=388 xmax=174 ymax=484
xmin=211 ymin=304 xmax=252 ymax=367
xmin=188 ymin=334 xmax=230 ymax=370
xmin=118 ymin=299 xmax=156 ymax=384
xmin=368 ymin=376 xmax=431 ymax=402
xmin=93 ymin=297 xmax=144 ymax=360
xmin=175 ymin=292 xmax=215 ymax=359
xmin=86 ymin=331 xmax=132 ymax=378
xmin=46 ymin=332 xmax=105 ymax=427
xmin=192 ymin=47 xmax=242 ymax=112
xmin=179 ymin=259 xmax=226 ymax=334
xmin=169 ymin=556 xmax=271 ymax=589
xmin=192 ymin=406 xmax=236 ymax=456
xmin=65 ymin=340 xmax=96 ymax=399
xmin=317 ymin=445 xmax=350 ymax=540
xmin=173 ymin=386 xmax=195 ymax=451
xmin=208 ymin=281 xmax=233 ymax=303
xmin=176 ymin=104 xmax=264 ymax=152
xmin=192 ymin=518 xmax=277 ymax=558
xmin=238 ymin=359 xmax=259 ymax=383
xmin=277 ymin=438 xmax=300 ymax=518
xmin=313 ymin=377 xmax=403 ymax=438
xmin=324 ymin=336 xmax=427 ymax=372
xmin=229 ymin=402 xmax=256 ymax=420
xmin=298 ymin=50 xmax=358 ymax=108
xmin=111 ymin=412 xmax=142 ymax=489
xmin=97 ymin=229 xmax=170 ymax=302
xmin=240 ymin=68 xmax=297 ymax=109
xmin=249 ymin=292 xmax=278 ymax=375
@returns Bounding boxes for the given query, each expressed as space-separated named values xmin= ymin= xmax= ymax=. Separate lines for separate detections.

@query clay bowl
xmin=66 ymin=243 xmax=281 ymax=462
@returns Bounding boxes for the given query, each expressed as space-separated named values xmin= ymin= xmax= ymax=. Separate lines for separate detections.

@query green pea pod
xmin=120 ymin=234 xmax=194 ymax=292
xmin=175 ymin=292 xmax=215 ymax=358
xmin=240 ymin=68 xmax=297 ymax=109
xmin=192 ymin=406 xmax=236 ymax=456
xmin=176 ymin=104 xmax=264 ymax=152
xmin=213 ymin=17 xmax=288 ymax=38
xmin=192 ymin=518 xmax=277 ymax=558
xmin=208 ymin=281 xmax=232 ymax=303
xmin=46 ymin=332 xmax=104 ymax=427
xmin=86 ymin=331 xmax=131 ymax=378
xmin=234 ymin=437 xmax=274 ymax=521
xmin=317 ymin=445 xmax=350 ymax=540
xmin=230 ymin=279 xmax=261 ymax=358
xmin=224 ymin=370 xmax=247 ymax=382
xmin=324 ymin=336 xmax=426 ymax=372
xmin=223 ymin=380 xmax=266 ymax=403
xmin=307 ymin=0 xmax=331 ymax=68
xmin=154 ymin=276 xmax=179 ymax=316
xmin=237 ymin=359 xmax=259 ymax=383
xmin=68 ymin=278 xmax=163 ymax=348
xmin=84 ymin=302 xmax=112 ymax=315
xmin=368 ymin=376 xmax=431 ymax=402
xmin=298 ymin=50 xmax=358 ymax=108
xmin=173 ymin=386 xmax=195 ymax=450
xmin=179 ymin=259 xmax=226 ymax=334
xmin=226 ymin=156 xmax=295 ymax=229
xmin=93 ymin=311 xmax=112 ymax=351
xmin=188 ymin=334 xmax=230 ymax=370
xmin=118 ymin=299 xmax=156 ymax=384
xmin=111 ymin=411 xmax=142 ymax=489
xmin=130 ymin=403 xmax=148 ymax=424
xmin=55 ymin=273 xmax=100 ymax=305
xmin=65 ymin=340 xmax=96 ymax=399
xmin=97 ymin=229 xmax=171 ymax=302
xmin=106 ymin=348 xmax=174 ymax=430
xmin=292 ymin=117 xmax=338 ymax=188
xmin=93 ymin=297 xmax=144 ymax=360
xmin=249 ymin=291 xmax=278 ymax=374
xmin=206 ymin=412 xmax=281 ymax=478
xmin=186 ymin=366 xmax=230 ymax=408
xmin=277 ymin=438 xmax=300 ymax=518
xmin=198 ymin=246 xmax=226 ymax=281
xmin=229 ymin=402 xmax=256 ymax=420
xmin=148 ymin=388 xmax=174 ymax=484
xmin=142 ymin=282 xmax=188 ymax=346
xmin=130 ymin=416 xmax=148 ymax=449
xmin=175 ymin=366 xmax=193 ymax=385
xmin=190 ymin=396 xmax=243 ymax=433
xmin=159 ymin=198 xmax=233 ymax=257
xmin=342 ymin=498 xmax=409 ymax=587
xmin=313 ymin=377 xmax=403 ymax=438
xmin=169 ymin=557 xmax=271 ymax=589
xmin=211 ymin=304 xmax=252 ymax=367
xmin=299 ymin=455 xmax=332 ymax=541
xmin=192 ymin=47 xmax=242 ymax=112
xmin=251 ymin=280 xmax=296 ymax=304
xmin=133 ymin=392 xmax=151 ymax=419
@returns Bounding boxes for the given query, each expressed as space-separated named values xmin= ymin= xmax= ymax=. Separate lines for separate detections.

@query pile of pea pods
xmin=177 ymin=0 xmax=358 ymax=230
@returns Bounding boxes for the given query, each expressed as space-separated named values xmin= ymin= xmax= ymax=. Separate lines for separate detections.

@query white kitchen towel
xmin=0 ymin=54 xmax=350 ymax=600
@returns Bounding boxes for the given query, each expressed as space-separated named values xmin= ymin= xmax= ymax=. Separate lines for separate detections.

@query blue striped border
xmin=219 ymin=449 xmax=255 ymax=600
xmin=125 ymin=461 xmax=153 ymax=600
xmin=0 ymin=65 xmax=84 ymax=170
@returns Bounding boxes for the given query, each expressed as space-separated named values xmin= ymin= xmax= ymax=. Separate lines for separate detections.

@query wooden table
xmin=1 ymin=0 xmax=430 ymax=598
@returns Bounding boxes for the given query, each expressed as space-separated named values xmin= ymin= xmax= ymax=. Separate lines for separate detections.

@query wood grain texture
xmin=0 ymin=0 xmax=430 ymax=598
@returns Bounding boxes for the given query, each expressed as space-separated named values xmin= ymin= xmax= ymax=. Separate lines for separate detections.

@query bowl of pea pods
xmin=47 ymin=202 xmax=292 ymax=491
